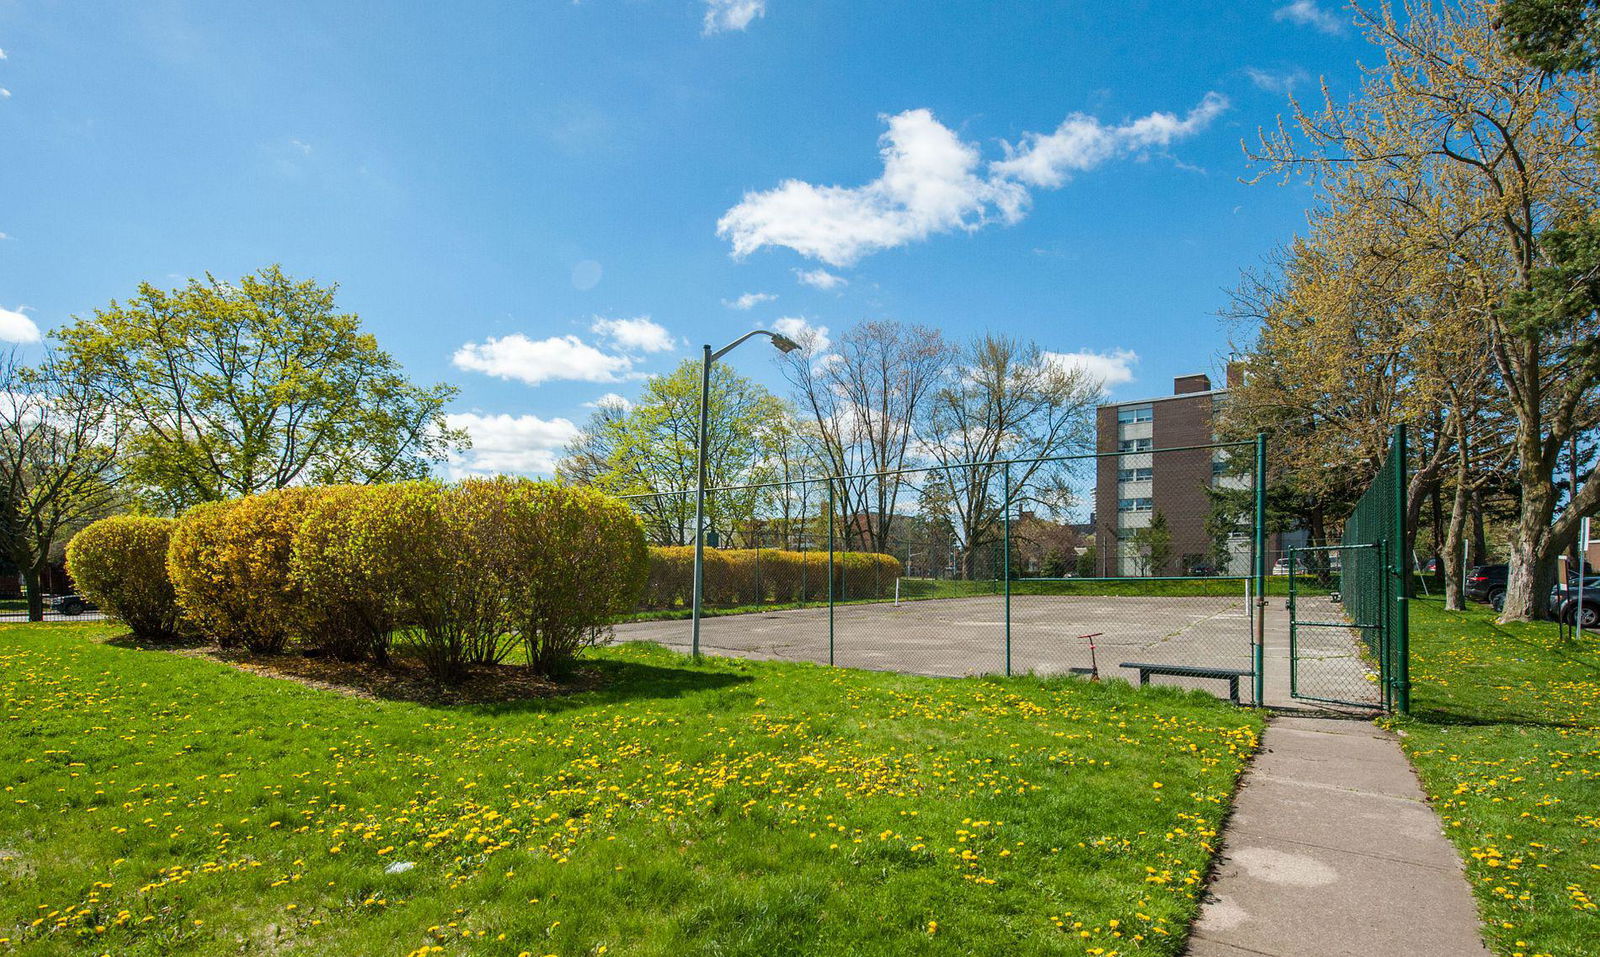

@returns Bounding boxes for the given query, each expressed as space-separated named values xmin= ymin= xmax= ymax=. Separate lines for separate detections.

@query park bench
xmin=1119 ymin=662 xmax=1255 ymax=705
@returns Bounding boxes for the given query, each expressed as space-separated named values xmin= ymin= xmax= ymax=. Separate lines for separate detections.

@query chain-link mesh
xmin=607 ymin=440 xmax=1266 ymax=697
xmin=1287 ymin=544 xmax=1383 ymax=708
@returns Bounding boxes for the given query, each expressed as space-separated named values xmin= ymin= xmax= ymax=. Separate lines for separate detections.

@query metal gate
xmin=1289 ymin=424 xmax=1411 ymax=713
xmin=1288 ymin=543 xmax=1385 ymax=709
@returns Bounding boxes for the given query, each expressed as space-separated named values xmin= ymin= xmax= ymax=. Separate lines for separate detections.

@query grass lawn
xmin=1391 ymin=597 xmax=1600 ymax=957
xmin=1 ymin=623 xmax=1260 ymax=957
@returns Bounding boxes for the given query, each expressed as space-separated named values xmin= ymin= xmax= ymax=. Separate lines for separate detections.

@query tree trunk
xmin=1443 ymin=476 xmax=1468 ymax=611
xmin=1502 ymin=457 xmax=1555 ymax=620
xmin=1471 ymin=492 xmax=1486 ymax=564
xmin=23 ymin=562 xmax=44 ymax=623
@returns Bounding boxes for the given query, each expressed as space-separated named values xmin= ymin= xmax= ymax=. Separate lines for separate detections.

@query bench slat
xmin=1118 ymin=662 xmax=1252 ymax=706
xmin=1118 ymin=662 xmax=1253 ymax=678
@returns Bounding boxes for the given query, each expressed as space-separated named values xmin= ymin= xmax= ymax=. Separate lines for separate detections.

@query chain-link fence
xmin=611 ymin=440 xmax=1277 ymax=700
xmin=1337 ymin=424 xmax=1410 ymax=712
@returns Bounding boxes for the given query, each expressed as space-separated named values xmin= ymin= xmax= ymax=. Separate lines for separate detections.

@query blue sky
xmin=0 ymin=0 xmax=1363 ymax=475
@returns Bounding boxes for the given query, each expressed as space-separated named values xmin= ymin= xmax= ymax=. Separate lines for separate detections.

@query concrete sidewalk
xmin=1187 ymin=715 xmax=1490 ymax=957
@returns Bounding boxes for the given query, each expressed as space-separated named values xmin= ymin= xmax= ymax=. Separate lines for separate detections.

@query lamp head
xmin=770 ymin=333 xmax=801 ymax=354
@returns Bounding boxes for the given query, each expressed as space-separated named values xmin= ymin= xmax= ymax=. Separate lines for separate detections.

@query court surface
xmin=610 ymin=594 xmax=1380 ymax=709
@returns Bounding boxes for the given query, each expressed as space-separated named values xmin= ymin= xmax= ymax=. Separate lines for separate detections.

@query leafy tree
xmin=57 ymin=266 xmax=465 ymax=511
xmin=0 ymin=350 xmax=124 ymax=620
xmin=1248 ymin=2 xmax=1600 ymax=619
xmin=1127 ymin=511 xmax=1173 ymax=577
xmin=1075 ymin=543 xmax=1098 ymax=579
xmin=1500 ymin=0 xmax=1600 ymax=71
xmin=556 ymin=359 xmax=791 ymax=545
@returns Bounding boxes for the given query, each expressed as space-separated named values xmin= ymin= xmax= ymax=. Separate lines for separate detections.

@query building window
xmin=1117 ymin=404 xmax=1154 ymax=424
xmin=1118 ymin=437 xmax=1154 ymax=453
xmin=1212 ymin=459 xmax=1229 ymax=477
xmin=1118 ymin=497 xmax=1154 ymax=513
xmin=1118 ymin=467 xmax=1154 ymax=483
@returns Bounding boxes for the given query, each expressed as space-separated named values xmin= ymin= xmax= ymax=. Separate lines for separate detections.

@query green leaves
xmin=1499 ymin=0 xmax=1600 ymax=73
xmin=57 ymin=265 xmax=466 ymax=511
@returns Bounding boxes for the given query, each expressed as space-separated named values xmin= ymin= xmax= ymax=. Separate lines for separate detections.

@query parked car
xmin=46 ymin=593 xmax=96 ymax=616
xmin=1550 ymin=576 xmax=1600 ymax=628
xmin=1420 ymin=556 xmax=1440 ymax=574
xmin=1465 ymin=564 xmax=1508 ymax=610
xmin=1271 ymin=558 xmax=1291 ymax=576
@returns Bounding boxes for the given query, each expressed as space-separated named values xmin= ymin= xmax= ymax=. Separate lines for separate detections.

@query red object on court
xmin=1081 ymin=632 xmax=1104 ymax=681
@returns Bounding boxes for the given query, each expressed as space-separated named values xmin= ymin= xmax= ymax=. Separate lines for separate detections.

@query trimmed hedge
xmin=291 ymin=483 xmax=437 ymax=663
xmin=159 ymin=479 xmax=649 ymax=682
xmin=500 ymin=482 xmax=649 ymax=675
xmin=167 ymin=489 xmax=320 ymax=654
xmin=637 ymin=547 xmax=901 ymax=610
xmin=65 ymin=516 xmax=183 ymax=639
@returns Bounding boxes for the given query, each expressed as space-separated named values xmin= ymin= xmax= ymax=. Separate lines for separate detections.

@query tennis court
xmin=612 ymin=591 xmax=1333 ymax=706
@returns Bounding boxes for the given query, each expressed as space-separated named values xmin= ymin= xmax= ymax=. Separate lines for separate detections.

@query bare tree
xmin=780 ymin=320 xmax=948 ymax=552
xmin=0 ymin=350 xmax=125 ymax=620
xmin=923 ymin=334 xmax=1101 ymax=578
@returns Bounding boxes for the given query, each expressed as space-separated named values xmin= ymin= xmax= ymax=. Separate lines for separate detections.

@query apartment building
xmin=1092 ymin=369 xmax=1252 ymax=576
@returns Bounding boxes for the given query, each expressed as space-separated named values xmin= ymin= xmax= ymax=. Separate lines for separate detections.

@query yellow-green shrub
xmin=639 ymin=547 xmax=899 ymax=608
xmin=500 ymin=481 xmax=648 ymax=675
xmin=167 ymin=489 xmax=320 ymax=653
xmin=65 ymin=516 xmax=182 ymax=639
xmin=292 ymin=483 xmax=438 ymax=663
xmin=396 ymin=478 xmax=519 ymax=678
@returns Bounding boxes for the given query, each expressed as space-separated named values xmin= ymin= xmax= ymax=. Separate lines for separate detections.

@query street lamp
xmin=692 ymin=330 xmax=801 ymax=658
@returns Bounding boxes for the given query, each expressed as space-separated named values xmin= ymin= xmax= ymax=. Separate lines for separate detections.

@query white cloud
xmin=0 ymin=48 xmax=8 ymax=59
xmin=289 ymin=138 xmax=312 ymax=155
xmin=1044 ymin=348 xmax=1138 ymax=387
xmin=452 ymin=333 xmax=634 ymax=385
xmin=584 ymin=392 xmax=634 ymax=411
xmin=1274 ymin=0 xmax=1344 ymax=34
xmin=723 ymin=291 xmax=777 ymax=310
xmin=0 ymin=305 xmax=41 ymax=344
xmin=771 ymin=316 xmax=831 ymax=354
xmin=719 ymin=108 xmax=1028 ymax=267
xmin=794 ymin=268 xmax=847 ymax=290
xmin=991 ymin=92 xmax=1230 ymax=189
xmin=443 ymin=412 xmax=581 ymax=478
xmin=703 ymin=0 xmax=765 ymax=34
xmin=590 ymin=315 xmax=676 ymax=353
xmin=0 ymin=89 xmax=11 ymax=100
xmin=1244 ymin=67 xmax=1310 ymax=94
xmin=719 ymin=95 xmax=1227 ymax=266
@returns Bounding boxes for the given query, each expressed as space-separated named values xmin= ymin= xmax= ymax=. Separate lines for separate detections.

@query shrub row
xmin=68 ymin=479 xmax=649 ymax=680
xmin=639 ymin=547 xmax=902 ymax=610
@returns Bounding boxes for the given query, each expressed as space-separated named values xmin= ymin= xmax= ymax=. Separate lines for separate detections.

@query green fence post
xmin=1003 ymin=461 xmax=1012 ymax=677
xmin=1288 ymin=548 xmax=1298 ymax=700
xmin=1390 ymin=424 xmax=1411 ymax=714
xmin=827 ymin=476 xmax=836 ymax=668
xmin=1253 ymin=432 xmax=1268 ymax=706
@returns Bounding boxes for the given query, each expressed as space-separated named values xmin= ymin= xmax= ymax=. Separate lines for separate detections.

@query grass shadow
xmin=460 ymin=657 xmax=753 ymax=718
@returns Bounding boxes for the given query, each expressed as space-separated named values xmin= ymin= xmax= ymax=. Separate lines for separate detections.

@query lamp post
xmin=692 ymin=330 xmax=801 ymax=658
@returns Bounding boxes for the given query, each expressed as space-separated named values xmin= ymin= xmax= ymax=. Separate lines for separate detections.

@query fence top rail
xmin=610 ymin=439 xmax=1257 ymax=501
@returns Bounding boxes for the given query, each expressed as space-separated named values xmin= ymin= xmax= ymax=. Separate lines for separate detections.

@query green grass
xmin=0 ymin=624 xmax=1261 ymax=957
xmin=1390 ymin=598 xmax=1600 ymax=957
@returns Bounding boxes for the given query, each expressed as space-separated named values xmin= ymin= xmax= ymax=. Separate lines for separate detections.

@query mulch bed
xmin=115 ymin=635 xmax=605 ymax=705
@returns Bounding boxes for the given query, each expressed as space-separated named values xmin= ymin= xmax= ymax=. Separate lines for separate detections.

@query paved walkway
xmin=1187 ymin=715 xmax=1490 ymax=957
